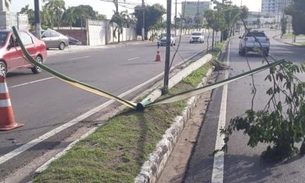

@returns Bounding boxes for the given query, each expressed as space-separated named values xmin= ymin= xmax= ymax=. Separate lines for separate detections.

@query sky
xmin=10 ymin=0 xmax=261 ymax=19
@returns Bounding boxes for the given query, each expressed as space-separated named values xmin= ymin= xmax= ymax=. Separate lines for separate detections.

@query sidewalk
xmin=274 ymin=34 xmax=305 ymax=47
xmin=47 ymin=39 xmax=152 ymax=56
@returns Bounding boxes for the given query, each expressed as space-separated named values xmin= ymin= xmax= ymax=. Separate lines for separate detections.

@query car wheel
xmin=31 ymin=56 xmax=43 ymax=74
xmin=0 ymin=61 xmax=7 ymax=77
xmin=59 ymin=42 xmax=66 ymax=50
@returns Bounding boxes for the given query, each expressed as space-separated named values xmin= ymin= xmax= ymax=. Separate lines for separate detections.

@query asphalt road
xmin=183 ymin=30 xmax=305 ymax=183
xmin=0 ymin=35 xmax=216 ymax=181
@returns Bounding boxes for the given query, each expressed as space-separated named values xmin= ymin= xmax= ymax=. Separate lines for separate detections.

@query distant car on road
xmin=238 ymin=30 xmax=270 ymax=56
xmin=189 ymin=31 xmax=204 ymax=43
xmin=0 ymin=29 xmax=47 ymax=77
xmin=41 ymin=29 xmax=69 ymax=50
xmin=157 ymin=33 xmax=176 ymax=46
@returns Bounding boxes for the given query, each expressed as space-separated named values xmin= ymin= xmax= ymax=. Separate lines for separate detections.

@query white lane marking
xmin=69 ymin=56 xmax=90 ymax=61
xmin=211 ymin=41 xmax=230 ymax=183
xmin=9 ymin=77 xmax=55 ymax=89
xmin=0 ymin=48 xmax=204 ymax=165
xmin=0 ymin=70 xmax=164 ymax=165
xmin=127 ymin=57 xmax=140 ymax=61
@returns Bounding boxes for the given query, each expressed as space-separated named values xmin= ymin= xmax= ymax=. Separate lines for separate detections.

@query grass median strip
xmin=32 ymin=44 xmax=224 ymax=183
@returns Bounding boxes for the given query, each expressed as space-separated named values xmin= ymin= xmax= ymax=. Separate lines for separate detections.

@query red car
xmin=0 ymin=29 xmax=47 ymax=77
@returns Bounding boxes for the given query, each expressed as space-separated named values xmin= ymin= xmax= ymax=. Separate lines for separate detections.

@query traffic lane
xmin=224 ymin=37 xmax=305 ymax=183
xmin=5 ymin=36 xmax=198 ymax=86
xmin=0 ymin=79 xmax=110 ymax=156
xmin=0 ymin=37 xmax=208 ymax=156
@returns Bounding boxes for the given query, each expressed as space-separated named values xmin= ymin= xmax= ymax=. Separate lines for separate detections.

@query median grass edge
xmin=32 ymin=42 xmax=225 ymax=183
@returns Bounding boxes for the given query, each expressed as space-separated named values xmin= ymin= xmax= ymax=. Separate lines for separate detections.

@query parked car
xmin=67 ymin=35 xmax=82 ymax=45
xmin=238 ymin=30 xmax=270 ymax=56
xmin=41 ymin=29 xmax=69 ymax=50
xmin=189 ymin=31 xmax=204 ymax=43
xmin=157 ymin=33 xmax=176 ymax=46
xmin=0 ymin=29 xmax=47 ymax=77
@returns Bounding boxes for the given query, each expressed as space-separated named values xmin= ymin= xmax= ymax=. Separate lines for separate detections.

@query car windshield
xmin=192 ymin=33 xmax=202 ymax=36
xmin=161 ymin=33 xmax=174 ymax=38
xmin=246 ymin=32 xmax=266 ymax=37
xmin=0 ymin=32 xmax=8 ymax=46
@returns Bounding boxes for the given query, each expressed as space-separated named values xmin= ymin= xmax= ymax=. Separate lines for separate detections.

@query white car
xmin=238 ymin=30 xmax=270 ymax=56
xmin=157 ymin=33 xmax=176 ymax=46
xmin=190 ymin=31 xmax=204 ymax=43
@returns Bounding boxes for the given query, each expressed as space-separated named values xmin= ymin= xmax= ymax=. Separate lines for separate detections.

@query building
xmin=181 ymin=1 xmax=211 ymax=25
xmin=244 ymin=11 xmax=276 ymax=25
xmin=261 ymin=0 xmax=292 ymax=23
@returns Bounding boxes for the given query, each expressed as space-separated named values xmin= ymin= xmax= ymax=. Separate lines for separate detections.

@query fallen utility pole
xmin=163 ymin=0 xmax=172 ymax=93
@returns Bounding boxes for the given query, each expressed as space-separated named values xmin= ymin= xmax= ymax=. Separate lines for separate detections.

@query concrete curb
xmin=272 ymin=35 xmax=305 ymax=48
xmin=134 ymin=68 xmax=214 ymax=183
xmin=135 ymin=40 xmax=228 ymax=183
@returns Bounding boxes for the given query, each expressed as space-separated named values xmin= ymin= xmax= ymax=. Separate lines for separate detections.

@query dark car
xmin=67 ymin=35 xmax=82 ymax=45
xmin=0 ymin=29 xmax=47 ymax=77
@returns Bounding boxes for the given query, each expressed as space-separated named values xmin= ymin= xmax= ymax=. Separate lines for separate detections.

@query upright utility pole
xmin=196 ymin=0 xmax=199 ymax=30
xmin=221 ymin=0 xmax=225 ymax=41
xmin=174 ymin=0 xmax=177 ymax=36
xmin=114 ymin=0 xmax=119 ymax=14
xmin=34 ymin=0 xmax=41 ymax=39
xmin=142 ymin=0 xmax=145 ymax=41
xmin=163 ymin=0 xmax=172 ymax=92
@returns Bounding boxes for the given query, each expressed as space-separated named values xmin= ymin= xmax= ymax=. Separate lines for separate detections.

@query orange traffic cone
xmin=155 ymin=49 xmax=161 ymax=62
xmin=0 ymin=76 xmax=23 ymax=131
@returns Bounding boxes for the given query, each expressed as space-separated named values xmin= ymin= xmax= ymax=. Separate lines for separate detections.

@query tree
xmin=96 ymin=13 xmax=107 ymax=21
xmin=281 ymin=15 xmax=288 ymax=37
xmin=110 ymin=10 xmax=129 ymax=43
xmin=72 ymin=5 xmax=97 ymax=28
xmin=62 ymin=7 xmax=77 ymax=29
xmin=133 ymin=3 xmax=166 ymax=39
xmin=41 ymin=6 xmax=52 ymax=29
xmin=204 ymin=9 xmax=226 ymax=49
xmin=220 ymin=61 xmax=305 ymax=162
xmin=5 ymin=0 xmax=11 ymax=10
xmin=43 ymin=0 xmax=66 ymax=29
xmin=19 ymin=4 xmax=35 ymax=26
xmin=211 ymin=0 xmax=244 ymax=40
xmin=285 ymin=0 xmax=305 ymax=35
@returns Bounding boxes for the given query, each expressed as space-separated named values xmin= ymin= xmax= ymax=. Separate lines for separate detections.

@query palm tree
xmin=110 ymin=10 xmax=128 ymax=43
xmin=20 ymin=4 xmax=29 ymax=14
xmin=5 ymin=0 xmax=11 ymax=10
xmin=64 ymin=7 xmax=77 ymax=29
xmin=43 ymin=0 xmax=66 ymax=29
xmin=41 ymin=6 xmax=52 ymax=28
